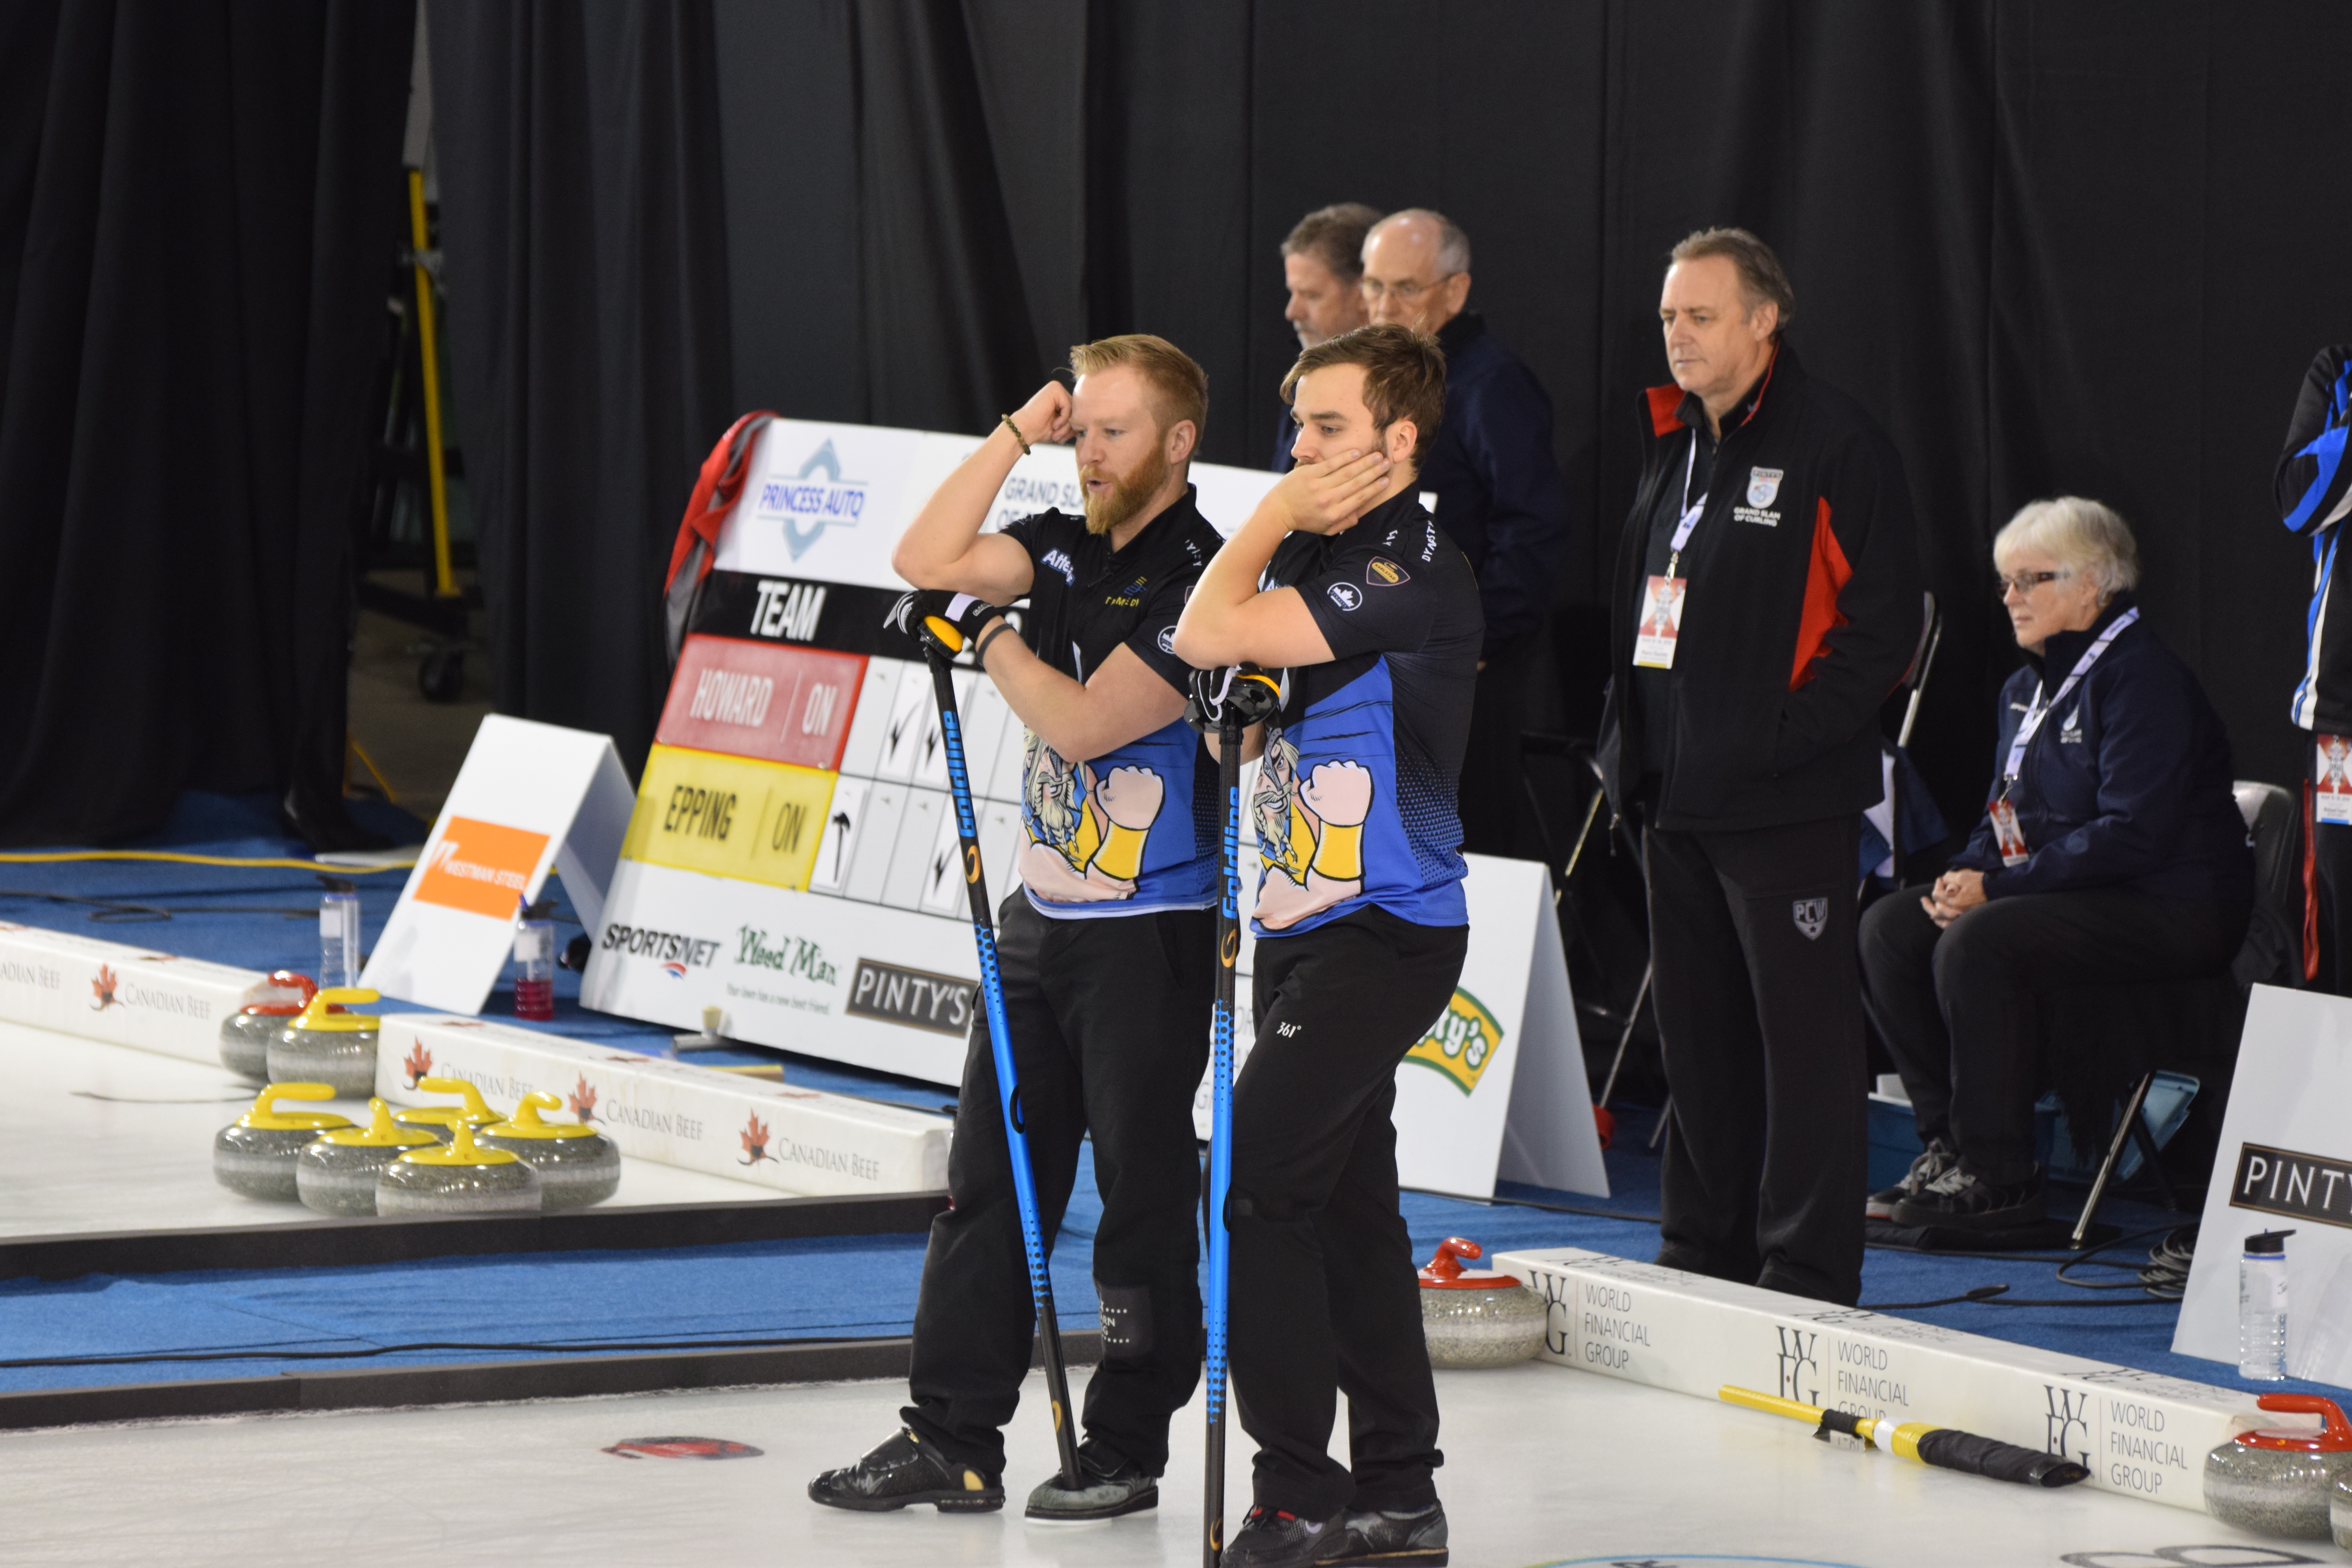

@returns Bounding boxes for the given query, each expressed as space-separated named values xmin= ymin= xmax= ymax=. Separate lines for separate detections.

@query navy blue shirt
xmin=1417 ymin=311 xmax=1569 ymax=658
xmin=998 ymin=490 xmax=1222 ymax=920
xmin=1949 ymin=599 xmax=2253 ymax=907
xmin=1251 ymin=491 xmax=1483 ymax=938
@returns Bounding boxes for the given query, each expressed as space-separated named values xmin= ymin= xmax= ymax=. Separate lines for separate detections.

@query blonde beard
xmin=1081 ymin=446 xmax=1172 ymax=536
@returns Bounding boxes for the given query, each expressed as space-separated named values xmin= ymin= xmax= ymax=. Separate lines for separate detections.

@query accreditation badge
xmin=1633 ymin=575 xmax=1686 ymax=669
xmin=1987 ymin=798 xmax=2029 ymax=867
xmin=2319 ymin=734 xmax=2352 ymax=825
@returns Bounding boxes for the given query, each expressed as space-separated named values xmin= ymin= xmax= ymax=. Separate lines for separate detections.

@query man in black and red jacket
xmin=1595 ymin=227 xmax=1922 ymax=1305
xmin=2275 ymin=344 xmax=2352 ymax=991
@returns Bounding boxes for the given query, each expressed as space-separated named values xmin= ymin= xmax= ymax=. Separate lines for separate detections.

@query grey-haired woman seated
xmin=1859 ymin=497 xmax=2252 ymax=1232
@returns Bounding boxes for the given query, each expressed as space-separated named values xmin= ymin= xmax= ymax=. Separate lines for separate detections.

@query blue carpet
xmin=0 ymin=791 xmax=2314 ymax=1405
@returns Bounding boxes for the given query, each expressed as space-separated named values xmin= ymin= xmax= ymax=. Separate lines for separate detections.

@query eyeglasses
xmin=1996 ymin=570 xmax=2071 ymax=596
xmin=1361 ymin=272 xmax=1458 ymax=305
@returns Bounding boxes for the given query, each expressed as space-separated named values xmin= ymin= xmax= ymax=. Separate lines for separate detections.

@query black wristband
xmin=974 ymin=621 xmax=1016 ymax=664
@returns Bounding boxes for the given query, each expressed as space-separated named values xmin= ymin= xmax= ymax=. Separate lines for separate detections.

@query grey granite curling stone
xmin=1418 ymin=1237 xmax=1547 ymax=1370
xmin=265 ymin=987 xmax=382 ymax=1098
xmin=2206 ymin=1394 xmax=2352 ymax=1539
xmin=218 ymin=971 xmax=317 ymax=1081
xmin=212 ymin=1083 xmax=354 ymax=1201
xmin=296 ymin=1098 xmax=438 ymax=1216
xmin=2332 ymin=1470 xmax=2352 ymax=1549
xmin=394 ymin=1075 xmax=503 ymax=1144
xmin=376 ymin=1120 xmax=543 ymax=1215
xmin=478 ymin=1091 xmax=621 ymax=1209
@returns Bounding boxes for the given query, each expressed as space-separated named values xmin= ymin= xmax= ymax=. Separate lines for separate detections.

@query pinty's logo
xmin=740 ymin=1112 xmax=775 ymax=1165
xmin=89 ymin=964 xmax=119 ymax=1011
xmin=569 ymin=1074 xmax=599 ymax=1123
xmin=402 ymin=1042 xmax=434 ymax=1089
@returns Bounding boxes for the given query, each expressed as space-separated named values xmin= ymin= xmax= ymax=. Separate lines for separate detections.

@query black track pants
xmin=1644 ymin=815 xmax=1866 ymax=1304
xmin=1859 ymin=884 xmax=2244 ymax=1186
xmin=1228 ymin=906 xmax=1469 ymax=1521
xmin=2315 ymin=818 xmax=2352 ymax=994
xmin=902 ymin=895 xmax=1212 ymax=1478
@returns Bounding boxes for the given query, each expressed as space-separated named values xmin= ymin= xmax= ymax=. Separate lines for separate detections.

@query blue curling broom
xmin=913 ymin=612 xmax=1082 ymax=1492
xmin=1198 ymin=664 xmax=1281 ymax=1568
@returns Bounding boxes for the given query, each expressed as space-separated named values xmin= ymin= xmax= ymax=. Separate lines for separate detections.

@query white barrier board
xmin=2173 ymin=983 xmax=2352 ymax=1384
xmin=375 ymin=1014 xmax=949 ymax=1198
xmin=364 ymin=715 xmax=636 ymax=1014
xmin=1503 ymin=1246 xmax=2259 ymax=1514
xmin=0 ymin=922 xmax=269 ymax=1066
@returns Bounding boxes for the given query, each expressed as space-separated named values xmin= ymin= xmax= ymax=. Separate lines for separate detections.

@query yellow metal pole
xmin=407 ymin=167 xmax=457 ymax=599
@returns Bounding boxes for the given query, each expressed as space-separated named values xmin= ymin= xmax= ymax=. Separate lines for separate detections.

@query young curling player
xmin=1174 ymin=322 xmax=1481 ymax=1568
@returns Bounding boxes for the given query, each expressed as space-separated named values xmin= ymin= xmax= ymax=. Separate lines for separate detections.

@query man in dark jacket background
xmin=1269 ymin=203 xmax=1379 ymax=472
xmin=2276 ymin=344 xmax=2352 ymax=992
xmin=1361 ymin=208 xmax=1569 ymax=855
xmin=1595 ymin=227 xmax=1922 ymax=1305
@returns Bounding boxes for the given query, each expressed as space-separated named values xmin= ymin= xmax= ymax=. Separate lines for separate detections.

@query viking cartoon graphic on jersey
xmin=1018 ymin=729 xmax=1168 ymax=904
xmin=1251 ymin=726 xmax=1372 ymax=931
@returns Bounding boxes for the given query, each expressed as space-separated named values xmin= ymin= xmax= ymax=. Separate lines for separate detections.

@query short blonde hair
xmin=1068 ymin=334 xmax=1207 ymax=444
xmin=1993 ymin=496 xmax=2141 ymax=602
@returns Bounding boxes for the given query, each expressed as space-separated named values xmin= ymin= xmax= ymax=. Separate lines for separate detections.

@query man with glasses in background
xmin=1359 ymin=208 xmax=1567 ymax=855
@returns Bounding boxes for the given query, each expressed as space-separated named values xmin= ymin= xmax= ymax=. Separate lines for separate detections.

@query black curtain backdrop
xmin=463 ymin=1 xmax=2352 ymax=820
xmin=427 ymin=0 xmax=735 ymax=772
xmin=0 ymin=0 xmax=413 ymax=846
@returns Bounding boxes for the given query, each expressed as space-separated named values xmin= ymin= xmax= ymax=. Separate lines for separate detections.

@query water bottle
xmin=513 ymin=901 xmax=557 ymax=1022
xmin=2239 ymin=1229 xmax=2295 ymax=1381
xmin=318 ymin=880 xmax=361 ymax=991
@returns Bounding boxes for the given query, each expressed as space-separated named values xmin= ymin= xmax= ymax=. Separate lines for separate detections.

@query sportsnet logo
xmin=601 ymin=922 xmax=720 ymax=973
xmin=416 ymin=818 xmax=550 ymax=918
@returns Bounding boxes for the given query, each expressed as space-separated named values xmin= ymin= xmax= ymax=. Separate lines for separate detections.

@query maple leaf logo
xmin=89 ymin=964 xmax=119 ymax=1011
xmin=740 ymin=1112 xmax=774 ymax=1165
xmin=568 ymin=1074 xmax=599 ymax=1123
xmin=402 ymin=1042 xmax=433 ymax=1089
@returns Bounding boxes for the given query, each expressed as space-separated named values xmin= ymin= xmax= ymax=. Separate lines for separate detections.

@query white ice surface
xmin=0 ymin=1364 xmax=2308 ymax=1567
xmin=0 ymin=1016 xmax=789 ymax=1239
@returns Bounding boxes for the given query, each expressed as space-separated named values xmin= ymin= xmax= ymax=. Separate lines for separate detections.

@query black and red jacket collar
xmin=1640 ymin=341 xmax=1802 ymax=445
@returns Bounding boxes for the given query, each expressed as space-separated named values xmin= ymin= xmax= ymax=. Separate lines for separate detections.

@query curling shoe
xmin=1222 ymin=1504 xmax=1338 ymax=1566
xmin=1892 ymin=1165 xmax=2045 ymax=1232
xmin=1320 ymin=1501 xmax=1449 ymax=1565
xmin=806 ymin=1428 xmax=1003 ymax=1512
xmin=1866 ymin=1137 xmax=1955 ymax=1220
xmin=1023 ymin=1445 xmax=1159 ymax=1520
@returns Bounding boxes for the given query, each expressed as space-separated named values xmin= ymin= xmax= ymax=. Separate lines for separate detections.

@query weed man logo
xmin=1403 ymin=988 xmax=1504 ymax=1095
xmin=416 ymin=817 xmax=549 ymax=918
xmin=1747 ymin=466 xmax=1783 ymax=507
xmin=756 ymin=439 xmax=869 ymax=560
xmin=2043 ymin=1385 xmax=2091 ymax=1466
xmin=1775 ymin=1327 xmax=1822 ymax=1404
xmin=1792 ymin=897 xmax=1828 ymax=940
xmin=89 ymin=963 xmax=119 ymax=1011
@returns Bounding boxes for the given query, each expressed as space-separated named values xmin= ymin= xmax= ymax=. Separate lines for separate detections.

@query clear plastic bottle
xmin=318 ymin=882 xmax=361 ymax=991
xmin=512 ymin=905 xmax=556 ymax=1022
xmin=2239 ymin=1229 xmax=2295 ymax=1381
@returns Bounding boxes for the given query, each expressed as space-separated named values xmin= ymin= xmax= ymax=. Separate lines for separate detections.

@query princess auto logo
xmin=755 ymin=439 xmax=869 ymax=560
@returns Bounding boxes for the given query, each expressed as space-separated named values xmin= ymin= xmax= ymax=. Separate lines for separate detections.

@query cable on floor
xmin=0 ymin=851 xmax=413 ymax=871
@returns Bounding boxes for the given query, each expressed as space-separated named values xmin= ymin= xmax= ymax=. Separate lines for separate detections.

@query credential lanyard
xmin=2000 ymin=608 xmax=2139 ymax=793
xmin=1666 ymin=439 xmax=1707 ymax=578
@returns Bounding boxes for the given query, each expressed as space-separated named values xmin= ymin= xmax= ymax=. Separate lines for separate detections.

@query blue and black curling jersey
xmin=1250 ymin=489 xmax=1484 ymax=939
xmin=998 ymin=488 xmax=1223 ymax=920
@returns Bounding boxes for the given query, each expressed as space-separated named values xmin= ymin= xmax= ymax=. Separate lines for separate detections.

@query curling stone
xmin=1418 ymin=1237 xmax=1547 ymax=1369
xmin=393 ymin=1075 xmax=504 ymax=1144
xmin=375 ymin=1120 xmax=543 ymax=1215
xmin=2205 ymin=1393 xmax=2352 ymax=1539
xmin=265 ymin=987 xmax=381 ymax=1098
xmin=295 ymin=1098 xmax=438 ymax=1216
xmin=212 ymin=1083 xmax=352 ymax=1201
xmin=477 ymin=1091 xmax=621 ymax=1209
xmin=218 ymin=971 xmax=318 ymax=1081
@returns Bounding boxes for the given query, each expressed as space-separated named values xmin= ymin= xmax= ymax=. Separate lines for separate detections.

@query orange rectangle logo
xmin=415 ymin=817 xmax=550 ymax=918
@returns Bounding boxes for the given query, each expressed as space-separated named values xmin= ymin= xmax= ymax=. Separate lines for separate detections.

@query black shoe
xmin=807 ymin=1428 xmax=1004 ymax=1513
xmin=1023 ymin=1446 xmax=1159 ymax=1521
xmin=1322 ymin=1501 xmax=1449 ymax=1564
xmin=1892 ymin=1165 xmax=2045 ymax=1231
xmin=1867 ymin=1138 xmax=1956 ymax=1220
xmin=1221 ymin=1504 xmax=1337 ymax=1566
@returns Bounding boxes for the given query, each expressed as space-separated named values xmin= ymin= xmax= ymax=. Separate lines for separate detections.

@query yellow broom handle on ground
xmin=407 ymin=167 xmax=456 ymax=600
